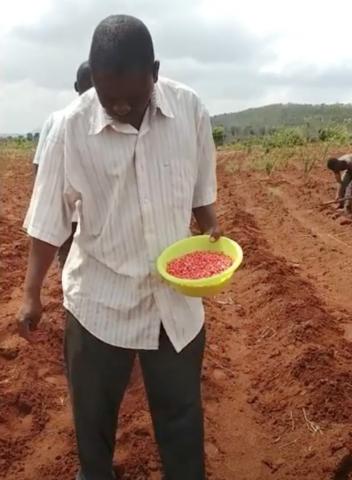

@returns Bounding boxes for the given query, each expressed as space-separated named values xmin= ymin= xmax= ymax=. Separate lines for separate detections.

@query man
xmin=32 ymin=61 xmax=92 ymax=268
xmin=18 ymin=15 xmax=220 ymax=480
xmin=327 ymin=155 xmax=352 ymax=215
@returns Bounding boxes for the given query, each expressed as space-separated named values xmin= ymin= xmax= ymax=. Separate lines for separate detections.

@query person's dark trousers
xmin=58 ymin=222 xmax=78 ymax=270
xmin=64 ymin=311 xmax=206 ymax=480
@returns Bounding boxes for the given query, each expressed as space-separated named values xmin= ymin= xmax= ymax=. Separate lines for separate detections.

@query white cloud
xmin=0 ymin=80 xmax=75 ymax=133
xmin=1 ymin=0 xmax=352 ymax=132
xmin=0 ymin=0 xmax=49 ymax=31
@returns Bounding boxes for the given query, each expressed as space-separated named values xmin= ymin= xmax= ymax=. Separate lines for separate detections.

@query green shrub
xmin=212 ymin=126 xmax=225 ymax=147
xmin=318 ymin=126 xmax=350 ymax=144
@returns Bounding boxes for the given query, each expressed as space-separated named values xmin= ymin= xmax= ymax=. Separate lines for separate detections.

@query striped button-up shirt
xmin=24 ymin=77 xmax=217 ymax=352
xmin=33 ymin=111 xmax=62 ymax=165
xmin=33 ymin=110 xmax=78 ymax=223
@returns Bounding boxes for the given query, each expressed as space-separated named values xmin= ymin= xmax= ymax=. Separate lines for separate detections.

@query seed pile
xmin=167 ymin=251 xmax=233 ymax=279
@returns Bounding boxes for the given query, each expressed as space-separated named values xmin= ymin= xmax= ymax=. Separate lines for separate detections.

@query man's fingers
xmin=209 ymin=227 xmax=222 ymax=242
xmin=18 ymin=318 xmax=33 ymax=342
xmin=17 ymin=298 xmax=42 ymax=344
xmin=18 ymin=315 xmax=40 ymax=342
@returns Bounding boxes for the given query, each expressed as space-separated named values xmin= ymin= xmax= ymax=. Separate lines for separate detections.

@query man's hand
xmin=193 ymin=204 xmax=222 ymax=242
xmin=335 ymin=171 xmax=342 ymax=184
xmin=17 ymin=296 xmax=43 ymax=342
xmin=207 ymin=224 xmax=222 ymax=241
xmin=17 ymin=237 xmax=58 ymax=342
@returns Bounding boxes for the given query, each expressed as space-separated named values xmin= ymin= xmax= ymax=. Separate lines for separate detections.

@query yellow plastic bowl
xmin=156 ymin=235 xmax=243 ymax=297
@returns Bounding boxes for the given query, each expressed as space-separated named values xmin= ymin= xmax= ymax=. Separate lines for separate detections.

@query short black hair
xmin=89 ymin=15 xmax=155 ymax=74
xmin=327 ymin=157 xmax=340 ymax=171
xmin=75 ymin=61 xmax=92 ymax=93
xmin=76 ymin=61 xmax=91 ymax=85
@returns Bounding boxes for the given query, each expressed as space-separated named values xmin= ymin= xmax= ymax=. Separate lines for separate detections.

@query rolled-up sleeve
xmin=192 ymin=101 xmax=217 ymax=208
xmin=24 ymin=119 xmax=74 ymax=247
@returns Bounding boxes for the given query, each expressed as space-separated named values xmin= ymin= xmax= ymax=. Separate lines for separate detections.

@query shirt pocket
xmin=68 ymin=136 xmax=127 ymax=237
xmin=162 ymin=135 xmax=198 ymax=215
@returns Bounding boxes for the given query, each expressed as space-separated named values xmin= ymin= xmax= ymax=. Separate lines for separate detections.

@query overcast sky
xmin=1 ymin=0 xmax=352 ymax=133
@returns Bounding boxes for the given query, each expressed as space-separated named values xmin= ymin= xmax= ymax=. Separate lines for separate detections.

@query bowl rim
xmin=156 ymin=235 xmax=243 ymax=287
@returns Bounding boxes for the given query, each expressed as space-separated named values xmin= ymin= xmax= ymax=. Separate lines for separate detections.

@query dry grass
xmin=0 ymin=141 xmax=34 ymax=174
xmin=220 ymin=141 xmax=352 ymax=175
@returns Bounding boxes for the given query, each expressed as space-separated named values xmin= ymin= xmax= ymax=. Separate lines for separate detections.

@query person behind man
xmin=32 ymin=61 xmax=92 ymax=268
xmin=327 ymin=154 xmax=352 ymax=215
xmin=18 ymin=15 xmax=220 ymax=480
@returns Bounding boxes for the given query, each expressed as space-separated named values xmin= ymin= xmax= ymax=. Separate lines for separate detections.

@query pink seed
xmin=167 ymin=251 xmax=233 ymax=279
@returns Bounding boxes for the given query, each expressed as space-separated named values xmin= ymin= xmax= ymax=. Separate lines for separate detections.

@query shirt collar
xmin=153 ymin=81 xmax=175 ymax=119
xmin=88 ymin=94 xmax=114 ymax=136
xmin=89 ymin=81 xmax=175 ymax=136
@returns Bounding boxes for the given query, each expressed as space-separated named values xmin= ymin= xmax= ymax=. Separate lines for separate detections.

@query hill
xmin=212 ymin=103 xmax=352 ymax=139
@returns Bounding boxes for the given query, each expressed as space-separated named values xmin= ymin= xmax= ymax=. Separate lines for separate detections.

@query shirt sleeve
xmin=24 ymin=118 xmax=75 ymax=247
xmin=32 ymin=114 xmax=54 ymax=165
xmin=192 ymin=100 xmax=217 ymax=208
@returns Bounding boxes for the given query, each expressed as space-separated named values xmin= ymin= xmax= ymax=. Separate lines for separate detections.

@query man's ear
xmin=74 ymin=81 xmax=79 ymax=93
xmin=153 ymin=61 xmax=160 ymax=83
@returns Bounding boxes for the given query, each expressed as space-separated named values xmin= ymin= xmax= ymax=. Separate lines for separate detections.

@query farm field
xmin=1 ymin=143 xmax=352 ymax=480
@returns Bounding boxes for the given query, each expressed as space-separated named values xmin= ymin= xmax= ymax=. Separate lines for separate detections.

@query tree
xmin=230 ymin=126 xmax=241 ymax=138
xmin=15 ymin=135 xmax=25 ymax=146
xmin=26 ymin=132 xmax=33 ymax=141
xmin=212 ymin=126 xmax=225 ymax=147
xmin=243 ymin=126 xmax=254 ymax=137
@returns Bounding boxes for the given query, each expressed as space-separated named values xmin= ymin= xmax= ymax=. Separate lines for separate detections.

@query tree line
xmin=212 ymin=123 xmax=352 ymax=148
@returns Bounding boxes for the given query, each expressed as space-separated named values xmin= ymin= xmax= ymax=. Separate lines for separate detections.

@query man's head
xmin=327 ymin=157 xmax=348 ymax=172
xmin=74 ymin=61 xmax=93 ymax=95
xmin=89 ymin=15 xmax=159 ymax=124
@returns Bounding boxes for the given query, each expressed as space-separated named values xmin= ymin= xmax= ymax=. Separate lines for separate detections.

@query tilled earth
xmin=1 ymin=149 xmax=352 ymax=480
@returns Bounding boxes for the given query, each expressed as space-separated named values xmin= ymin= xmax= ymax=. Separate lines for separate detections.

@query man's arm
xmin=333 ymin=171 xmax=344 ymax=206
xmin=18 ymin=115 xmax=73 ymax=342
xmin=338 ymin=172 xmax=351 ymax=201
xmin=192 ymin=99 xmax=221 ymax=239
xmin=18 ymin=239 xmax=58 ymax=341
xmin=338 ymin=183 xmax=346 ymax=202
xmin=342 ymin=172 xmax=352 ymax=214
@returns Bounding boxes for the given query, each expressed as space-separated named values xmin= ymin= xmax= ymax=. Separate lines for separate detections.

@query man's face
xmin=92 ymin=65 xmax=158 ymax=125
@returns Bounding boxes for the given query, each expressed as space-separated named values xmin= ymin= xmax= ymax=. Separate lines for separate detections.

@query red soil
xmin=1 ymin=149 xmax=352 ymax=479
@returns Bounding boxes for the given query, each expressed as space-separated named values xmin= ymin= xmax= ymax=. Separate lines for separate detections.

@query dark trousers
xmin=64 ymin=312 xmax=206 ymax=480
xmin=58 ymin=222 xmax=78 ymax=270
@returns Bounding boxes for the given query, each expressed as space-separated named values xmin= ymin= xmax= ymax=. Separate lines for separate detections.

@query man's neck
xmin=129 ymin=99 xmax=152 ymax=130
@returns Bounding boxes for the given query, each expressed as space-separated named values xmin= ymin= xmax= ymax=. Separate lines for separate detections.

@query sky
xmin=1 ymin=0 xmax=352 ymax=133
